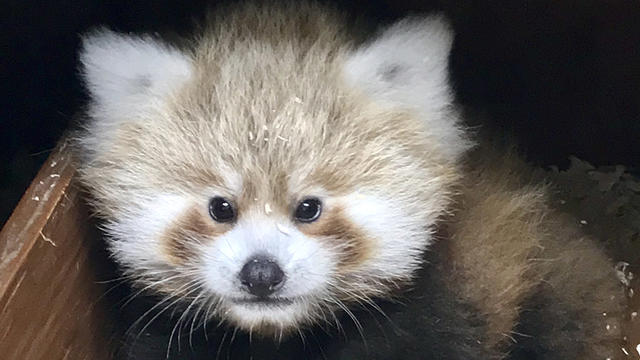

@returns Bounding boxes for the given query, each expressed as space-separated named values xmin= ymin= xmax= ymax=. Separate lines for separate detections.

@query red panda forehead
xmin=235 ymin=170 xmax=291 ymax=215
xmin=223 ymin=128 xmax=430 ymax=204
xmin=163 ymin=65 xmax=434 ymax=196
xmin=172 ymin=51 xmax=431 ymax=186
xmin=114 ymin=104 xmax=431 ymax=209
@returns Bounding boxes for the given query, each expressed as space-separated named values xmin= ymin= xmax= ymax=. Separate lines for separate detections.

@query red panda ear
xmin=79 ymin=28 xmax=193 ymax=121
xmin=343 ymin=15 xmax=471 ymax=160
xmin=344 ymin=15 xmax=453 ymax=112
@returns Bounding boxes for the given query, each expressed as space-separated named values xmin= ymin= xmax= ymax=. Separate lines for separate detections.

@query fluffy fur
xmin=75 ymin=1 xmax=626 ymax=359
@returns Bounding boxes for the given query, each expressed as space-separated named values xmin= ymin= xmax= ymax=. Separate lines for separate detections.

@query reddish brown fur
xmin=161 ymin=206 xmax=231 ymax=265
xmin=299 ymin=206 xmax=373 ymax=270
xmin=443 ymin=146 xmax=626 ymax=358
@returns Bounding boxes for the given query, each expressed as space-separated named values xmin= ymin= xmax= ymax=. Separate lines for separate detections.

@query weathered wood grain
xmin=0 ymin=141 xmax=119 ymax=359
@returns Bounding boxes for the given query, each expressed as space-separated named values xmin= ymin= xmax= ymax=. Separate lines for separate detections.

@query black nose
xmin=239 ymin=256 xmax=285 ymax=297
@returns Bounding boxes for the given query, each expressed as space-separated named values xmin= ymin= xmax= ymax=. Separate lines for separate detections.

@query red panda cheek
xmin=160 ymin=206 xmax=232 ymax=265
xmin=298 ymin=206 xmax=374 ymax=271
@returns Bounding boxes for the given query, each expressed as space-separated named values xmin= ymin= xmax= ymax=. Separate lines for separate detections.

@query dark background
xmin=2 ymin=0 xmax=639 ymax=227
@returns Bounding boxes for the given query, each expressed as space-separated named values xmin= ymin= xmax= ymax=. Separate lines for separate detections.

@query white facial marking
xmin=277 ymin=223 xmax=292 ymax=236
xmin=108 ymin=193 xmax=191 ymax=268
xmin=340 ymin=192 xmax=431 ymax=278
xmin=201 ymin=213 xmax=333 ymax=306
xmin=194 ymin=188 xmax=436 ymax=330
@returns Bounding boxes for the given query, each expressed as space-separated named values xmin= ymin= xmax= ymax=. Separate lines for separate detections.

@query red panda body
xmin=75 ymin=2 xmax=625 ymax=358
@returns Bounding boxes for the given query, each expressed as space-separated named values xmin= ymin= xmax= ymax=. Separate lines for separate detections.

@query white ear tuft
xmin=345 ymin=15 xmax=454 ymax=114
xmin=80 ymin=28 xmax=192 ymax=118
xmin=345 ymin=15 xmax=471 ymax=159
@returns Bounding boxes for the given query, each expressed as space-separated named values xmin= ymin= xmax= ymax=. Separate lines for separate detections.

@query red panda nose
xmin=239 ymin=256 xmax=285 ymax=297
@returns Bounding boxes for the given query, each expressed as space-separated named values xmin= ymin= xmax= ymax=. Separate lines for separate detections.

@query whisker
xmin=189 ymin=290 xmax=211 ymax=348
xmin=168 ymin=283 xmax=205 ymax=358
xmin=120 ymin=272 xmax=198 ymax=309
xmin=215 ymin=330 xmax=228 ymax=360
xmin=127 ymin=280 xmax=203 ymax=345
xmin=331 ymin=297 xmax=367 ymax=350
xmin=297 ymin=327 xmax=307 ymax=347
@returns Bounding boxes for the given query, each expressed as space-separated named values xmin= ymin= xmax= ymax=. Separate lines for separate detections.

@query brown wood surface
xmin=0 ymin=141 xmax=119 ymax=360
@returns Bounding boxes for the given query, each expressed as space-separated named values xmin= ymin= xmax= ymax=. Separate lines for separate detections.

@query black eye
xmin=294 ymin=198 xmax=322 ymax=223
xmin=209 ymin=197 xmax=236 ymax=223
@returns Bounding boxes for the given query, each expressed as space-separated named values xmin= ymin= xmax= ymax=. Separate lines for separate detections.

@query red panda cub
xmin=75 ymin=1 xmax=626 ymax=359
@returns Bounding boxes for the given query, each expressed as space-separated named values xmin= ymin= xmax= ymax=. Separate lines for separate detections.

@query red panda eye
xmin=294 ymin=198 xmax=322 ymax=223
xmin=209 ymin=197 xmax=236 ymax=223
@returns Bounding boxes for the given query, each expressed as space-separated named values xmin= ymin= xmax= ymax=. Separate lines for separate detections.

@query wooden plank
xmin=0 ymin=141 xmax=119 ymax=359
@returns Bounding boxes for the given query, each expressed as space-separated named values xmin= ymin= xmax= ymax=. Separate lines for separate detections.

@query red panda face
xmin=77 ymin=3 xmax=466 ymax=335
xmin=102 ymin=134 xmax=453 ymax=334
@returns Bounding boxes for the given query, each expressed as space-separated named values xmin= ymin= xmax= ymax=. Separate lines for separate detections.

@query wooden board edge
xmin=0 ymin=139 xmax=76 ymax=299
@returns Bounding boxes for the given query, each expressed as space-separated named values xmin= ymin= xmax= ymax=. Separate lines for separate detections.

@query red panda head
xmin=77 ymin=2 xmax=468 ymax=335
